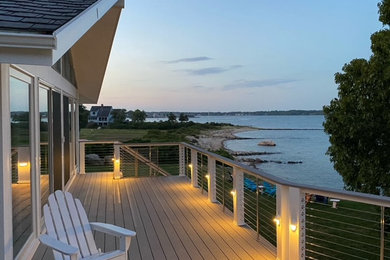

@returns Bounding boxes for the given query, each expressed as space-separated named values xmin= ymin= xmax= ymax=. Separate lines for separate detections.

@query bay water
xmin=189 ymin=115 xmax=344 ymax=190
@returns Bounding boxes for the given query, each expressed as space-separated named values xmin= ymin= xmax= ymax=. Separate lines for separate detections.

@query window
xmin=52 ymin=50 xmax=76 ymax=87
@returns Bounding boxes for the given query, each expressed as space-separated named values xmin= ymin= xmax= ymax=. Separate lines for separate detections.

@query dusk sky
xmin=97 ymin=1 xmax=382 ymax=112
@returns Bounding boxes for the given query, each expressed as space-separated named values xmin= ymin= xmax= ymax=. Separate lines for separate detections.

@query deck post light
xmin=290 ymin=224 xmax=297 ymax=232
xmin=273 ymin=217 xmax=280 ymax=226
xmin=113 ymin=144 xmax=122 ymax=179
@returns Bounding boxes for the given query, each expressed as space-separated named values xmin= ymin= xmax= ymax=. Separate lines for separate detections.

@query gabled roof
xmin=0 ymin=0 xmax=99 ymax=34
xmin=90 ymin=105 xmax=112 ymax=117
xmin=0 ymin=0 xmax=124 ymax=104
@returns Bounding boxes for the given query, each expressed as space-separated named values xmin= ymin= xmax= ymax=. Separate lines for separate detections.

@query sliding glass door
xmin=52 ymin=91 xmax=62 ymax=191
xmin=10 ymin=73 xmax=32 ymax=256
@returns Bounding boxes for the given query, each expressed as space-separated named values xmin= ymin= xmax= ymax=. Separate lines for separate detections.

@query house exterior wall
xmin=0 ymin=63 xmax=80 ymax=259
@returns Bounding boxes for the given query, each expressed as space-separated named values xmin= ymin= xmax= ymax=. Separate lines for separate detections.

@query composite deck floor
xmin=33 ymin=173 xmax=276 ymax=260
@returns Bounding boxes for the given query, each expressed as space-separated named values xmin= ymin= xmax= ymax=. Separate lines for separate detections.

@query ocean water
xmin=189 ymin=115 xmax=344 ymax=190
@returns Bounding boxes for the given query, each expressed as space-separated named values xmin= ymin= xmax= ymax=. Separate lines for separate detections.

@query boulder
xmin=85 ymin=154 xmax=104 ymax=166
xmin=258 ymin=140 xmax=276 ymax=146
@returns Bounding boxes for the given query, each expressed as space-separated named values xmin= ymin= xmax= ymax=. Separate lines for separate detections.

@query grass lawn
xmin=80 ymin=128 xmax=148 ymax=142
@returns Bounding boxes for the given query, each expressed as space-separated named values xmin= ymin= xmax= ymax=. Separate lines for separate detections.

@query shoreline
xmin=186 ymin=125 xmax=258 ymax=151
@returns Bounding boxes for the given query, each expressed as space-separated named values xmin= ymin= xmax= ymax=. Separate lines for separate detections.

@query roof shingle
xmin=0 ymin=0 xmax=99 ymax=34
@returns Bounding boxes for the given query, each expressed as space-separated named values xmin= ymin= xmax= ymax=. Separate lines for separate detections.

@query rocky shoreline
xmin=186 ymin=126 xmax=257 ymax=151
xmin=187 ymin=126 xmax=303 ymax=167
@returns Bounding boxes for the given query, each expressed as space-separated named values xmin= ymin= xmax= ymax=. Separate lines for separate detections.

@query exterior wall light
xmin=115 ymin=159 xmax=120 ymax=163
xmin=273 ymin=217 xmax=280 ymax=226
xmin=188 ymin=164 xmax=193 ymax=168
xmin=18 ymin=162 xmax=28 ymax=167
xmin=290 ymin=224 xmax=297 ymax=232
xmin=230 ymin=190 xmax=236 ymax=196
xmin=205 ymin=174 xmax=210 ymax=179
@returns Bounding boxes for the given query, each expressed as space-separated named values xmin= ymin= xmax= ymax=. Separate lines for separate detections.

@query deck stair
xmin=121 ymin=146 xmax=170 ymax=176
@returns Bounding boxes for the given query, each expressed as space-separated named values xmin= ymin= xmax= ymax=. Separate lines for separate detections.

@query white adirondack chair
xmin=39 ymin=190 xmax=136 ymax=260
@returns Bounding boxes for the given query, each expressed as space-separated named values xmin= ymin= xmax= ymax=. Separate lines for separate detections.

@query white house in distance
xmin=0 ymin=0 xmax=124 ymax=259
xmin=88 ymin=104 xmax=114 ymax=126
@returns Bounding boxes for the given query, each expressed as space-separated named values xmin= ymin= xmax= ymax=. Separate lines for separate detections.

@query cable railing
xmin=197 ymin=153 xmax=208 ymax=193
xmin=119 ymin=145 xmax=168 ymax=177
xmin=185 ymin=147 xmax=192 ymax=179
xmin=122 ymin=143 xmax=180 ymax=176
xmin=243 ymin=173 xmax=277 ymax=246
xmin=305 ymin=194 xmax=390 ymax=260
xmin=215 ymin=162 xmax=233 ymax=212
xmin=80 ymin=141 xmax=115 ymax=173
xmin=79 ymin=140 xmax=390 ymax=260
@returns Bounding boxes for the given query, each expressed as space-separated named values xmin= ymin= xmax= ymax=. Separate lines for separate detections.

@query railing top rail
xmin=120 ymin=142 xmax=180 ymax=147
xmin=79 ymin=140 xmax=120 ymax=145
xmin=78 ymin=140 xmax=390 ymax=207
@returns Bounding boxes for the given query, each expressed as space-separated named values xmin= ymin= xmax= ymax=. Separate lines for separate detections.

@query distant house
xmin=88 ymin=105 xmax=113 ymax=126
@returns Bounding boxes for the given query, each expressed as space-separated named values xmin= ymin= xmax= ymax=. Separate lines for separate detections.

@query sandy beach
xmin=186 ymin=126 xmax=257 ymax=151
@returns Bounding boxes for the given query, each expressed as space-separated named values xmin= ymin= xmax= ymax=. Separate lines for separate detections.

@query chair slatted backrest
xmin=43 ymin=190 xmax=99 ymax=259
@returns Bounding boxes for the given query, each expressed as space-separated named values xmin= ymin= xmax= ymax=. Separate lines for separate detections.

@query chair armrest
xmin=39 ymin=234 xmax=79 ymax=256
xmin=90 ymin=222 xmax=136 ymax=237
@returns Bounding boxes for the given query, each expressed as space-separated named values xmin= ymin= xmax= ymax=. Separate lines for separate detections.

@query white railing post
xmin=113 ymin=143 xmax=122 ymax=179
xmin=190 ymin=149 xmax=198 ymax=187
xmin=276 ymin=184 xmax=305 ymax=260
xmin=79 ymin=141 xmax=85 ymax=174
xmin=179 ymin=144 xmax=185 ymax=176
xmin=207 ymin=156 xmax=217 ymax=203
xmin=232 ymin=166 xmax=245 ymax=226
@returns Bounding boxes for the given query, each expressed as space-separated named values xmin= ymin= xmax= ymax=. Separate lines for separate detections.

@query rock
xmin=85 ymin=154 xmax=104 ymax=166
xmin=287 ymin=161 xmax=303 ymax=164
xmin=258 ymin=140 xmax=276 ymax=146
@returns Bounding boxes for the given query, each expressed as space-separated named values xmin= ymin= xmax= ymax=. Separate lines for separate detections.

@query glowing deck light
xmin=205 ymin=174 xmax=210 ymax=179
xmin=230 ymin=190 xmax=236 ymax=196
xmin=18 ymin=162 xmax=28 ymax=167
xmin=188 ymin=164 xmax=193 ymax=168
xmin=273 ymin=217 xmax=280 ymax=226
xmin=290 ymin=224 xmax=297 ymax=232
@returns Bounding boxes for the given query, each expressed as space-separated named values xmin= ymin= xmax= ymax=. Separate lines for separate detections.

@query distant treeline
xmin=147 ymin=110 xmax=323 ymax=117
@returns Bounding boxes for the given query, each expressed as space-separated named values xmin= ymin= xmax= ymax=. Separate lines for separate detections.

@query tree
xmin=111 ymin=109 xmax=126 ymax=123
xmin=131 ymin=109 xmax=146 ymax=123
xmin=323 ymin=0 xmax=390 ymax=195
xmin=179 ymin=113 xmax=189 ymax=122
xmin=79 ymin=105 xmax=89 ymax=129
xmin=167 ymin=112 xmax=177 ymax=122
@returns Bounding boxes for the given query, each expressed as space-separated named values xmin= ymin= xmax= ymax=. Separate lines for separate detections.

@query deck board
xmin=33 ymin=173 xmax=276 ymax=260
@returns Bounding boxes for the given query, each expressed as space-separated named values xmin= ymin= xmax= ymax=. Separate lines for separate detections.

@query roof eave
xmin=0 ymin=0 xmax=123 ymax=66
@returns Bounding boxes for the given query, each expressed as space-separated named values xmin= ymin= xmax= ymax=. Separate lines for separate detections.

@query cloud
xmin=182 ymin=65 xmax=243 ymax=75
xmin=165 ymin=56 xmax=212 ymax=64
xmin=223 ymin=79 xmax=298 ymax=90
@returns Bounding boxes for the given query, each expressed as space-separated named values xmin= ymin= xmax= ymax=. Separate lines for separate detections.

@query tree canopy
xmin=179 ymin=113 xmax=189 ymax=122
xmin=131 ymin=109 xmax=146 ymax=123
xmin=323 ymin=0 xmax=390 ymax=195
xmin=79 ymin=105 xmax=89 ymax=129
xmin=167 ymin=112 xmax=177 ymax=122
xmin=111 ymin=109 xmax=126 ymax=123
